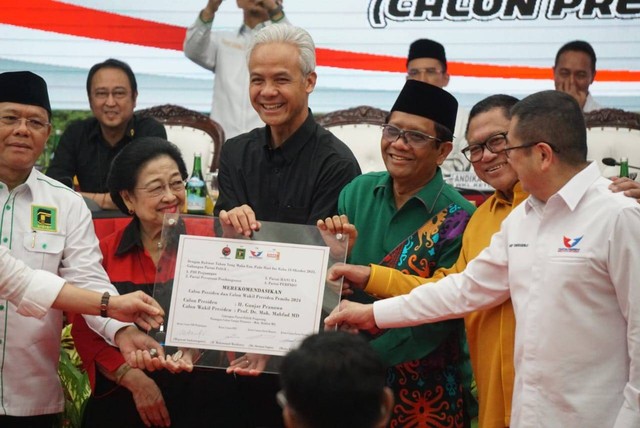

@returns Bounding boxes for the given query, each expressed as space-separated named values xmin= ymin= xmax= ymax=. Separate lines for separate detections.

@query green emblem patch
xmin=235 ymin=248 xmax=246 ymax=260
xmin=31 ymin=205 xmax=57 ymax=232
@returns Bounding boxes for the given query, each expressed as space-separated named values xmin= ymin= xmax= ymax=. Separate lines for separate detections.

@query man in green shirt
xmin=324 ymin=80 xmax=476 ymax=427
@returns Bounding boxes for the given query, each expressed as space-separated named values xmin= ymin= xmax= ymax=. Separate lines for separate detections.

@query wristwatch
xmin=100 ymin=292 xmax=110 ymax=317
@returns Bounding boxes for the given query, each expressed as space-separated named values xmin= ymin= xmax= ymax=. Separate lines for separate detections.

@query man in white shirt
xmin=553 ymin=40 xmax=602 ymax=112
xmin=0 ymin=71 xmax=164 ymax=427
xmin=0 ymin=245 xmax=163 ymax=323
xmin=184 ymin=0 xmax=289 ymax=139
xmin=326 ymin=90 xmax=640 ymax=428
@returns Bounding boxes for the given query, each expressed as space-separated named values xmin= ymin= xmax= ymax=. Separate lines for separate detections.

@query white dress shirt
xmin=374 ymin=162 xmax=640 ymax=427
xmin=0 ymin=169 xmax=129 ymax=416
xmin=0 ymin=245 xmax=65 ymax=318
xmin=583 ymin=93 xmax=602 ymax=113
xmin=184 ymin=16 xmax=290 ymax=140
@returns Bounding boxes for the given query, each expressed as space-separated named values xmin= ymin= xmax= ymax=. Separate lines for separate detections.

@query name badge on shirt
xmin=31 ymin=205 xmax=58 ymax=232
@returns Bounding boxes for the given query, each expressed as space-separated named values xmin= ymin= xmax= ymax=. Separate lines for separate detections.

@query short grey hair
xmin=248 ymin=25 xmax=316 ymax=76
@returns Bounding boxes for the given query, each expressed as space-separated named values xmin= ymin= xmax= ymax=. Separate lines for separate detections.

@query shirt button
xmin=0 ymin=184 xmax=3 ymax=189
xmin=0 ymin=304 xmax=4 ymax=310
xmin=5 ymin=205 xmax=10 ymax=211
xmin=2 ymin=237 xmax=7 ymax=243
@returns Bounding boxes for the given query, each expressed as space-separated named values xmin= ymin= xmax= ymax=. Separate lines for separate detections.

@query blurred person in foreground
xmin=326 ymin=90 xmax=640 ymax=428
xmin=279 ymin=331 xmax=393 ymax=428
xmin=0 ymin=70 xmax=162 ymax=427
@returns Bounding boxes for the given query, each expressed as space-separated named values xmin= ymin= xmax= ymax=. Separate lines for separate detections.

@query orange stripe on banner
xmin=3 ymin=1 xmax=640 ymax=82
xmin=3 ymin=0 xmax=185 ymax=51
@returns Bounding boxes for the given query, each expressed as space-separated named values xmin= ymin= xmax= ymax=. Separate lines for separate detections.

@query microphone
xmin=601 ymin=157 xmax=640 ymax=170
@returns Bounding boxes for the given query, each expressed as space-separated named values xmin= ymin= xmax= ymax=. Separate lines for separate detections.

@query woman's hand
xmin=226 ymin=353 xmax=269 ymax=376
xmin=119 ymin=368 xmax=171 ymax=427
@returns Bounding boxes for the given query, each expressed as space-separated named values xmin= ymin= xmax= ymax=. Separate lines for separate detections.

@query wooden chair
xmin=137 ymin=104 xmax=225 ymax=173
xmin=584 ymin=108 xmax=640 ymax=179
xmin=317 ymin=105 xmax=388 ymax=173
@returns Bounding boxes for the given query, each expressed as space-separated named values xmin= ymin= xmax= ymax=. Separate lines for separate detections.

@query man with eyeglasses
xmin=326 ymin=90 xmax=640 ymax=428
xmin=47 ymin=58 xmax=166 ymax=210
xmin=0 ymin=71 xmax=165 ymax=427
xmin=406 ymin=39 xmax=470 ymax=173
xmin=322 ymin=79 xmax=477 ymax=427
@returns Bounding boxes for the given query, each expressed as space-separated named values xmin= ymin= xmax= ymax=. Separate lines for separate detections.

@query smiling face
xmin=465 ymin=108 xmax=519 ymax=199
xmin=249 ymin=42 xmax=316 ymax=142
xmin=121 ymin=155 xmax=185 ymax=231
xmin=0 ymin=102 xmax=51 ymax=187
xmin=382 ymin=111 xmax=452 ymax=191
xmin=553 ymin=50 xmax=595 ymax=95
xmin=89 ymin=67 xmax=137 ymax=138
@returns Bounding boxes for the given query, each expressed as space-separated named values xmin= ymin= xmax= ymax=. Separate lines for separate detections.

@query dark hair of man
xmin=107 ymin=137 xmax=188 ymax=215
xmin=280 ymin=331 xmax=387 ymax=428
xmin=86 ymin=58 xmax=138 ymax=98
xmin=554 ymin=40 xmax=597 ymax=74
xmin=510 ymin=90 xmax=587 ymax=166
xmin=465 ymin=94 xmax=519 ymax=137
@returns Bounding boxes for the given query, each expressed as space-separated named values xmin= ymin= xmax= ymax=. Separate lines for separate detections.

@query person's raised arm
xmin=200 ymin=0 xmax=223 ymax=23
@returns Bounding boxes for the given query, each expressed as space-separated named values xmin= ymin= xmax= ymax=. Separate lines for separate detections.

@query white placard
xmin=164 ymin=235 xmax=329 ymax=356
xmin=446 ymin=171 xmax=495 ymax=191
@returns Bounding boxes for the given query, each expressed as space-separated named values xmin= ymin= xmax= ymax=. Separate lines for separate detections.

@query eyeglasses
xmin=0 ymin=115 xmax=51 ymax=132
xmin=407 ymin=67 xmax=444 ymax=79
xmin=381 ymin=124 xmax=441 ymax=147
xmin=502 ymin=141 xmax=560 ymax=158
xmin=93 ymin=89 xmax=129 ymax=100
xmin=136 ymin=180 xmax=185 ymax=198
xmin=461 ymin=132 xmax=508 ymax=163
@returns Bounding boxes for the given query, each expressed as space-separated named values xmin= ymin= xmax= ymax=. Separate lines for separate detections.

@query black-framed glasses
xmin=502 ymin=141 xmax=560 ymax=158
xmin=0 ymin=115 xmax=51 ymax=132
xmin=461 ymin=132 xmax=508 ymax=163
xmin=136 ymin=180 xmax=186 ymax=198
xmin=381 ymin=124 xmax=441 ymax=147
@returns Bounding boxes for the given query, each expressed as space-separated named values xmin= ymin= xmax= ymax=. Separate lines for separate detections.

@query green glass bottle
xmin=619 ymin=157 xmax=630 ymax=178
xmin=186 ymin=153 xmax=207 ymax=215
